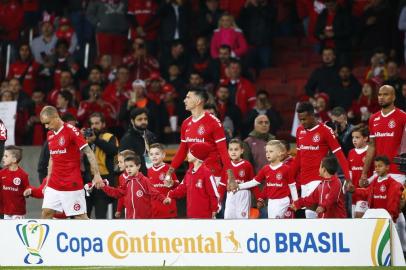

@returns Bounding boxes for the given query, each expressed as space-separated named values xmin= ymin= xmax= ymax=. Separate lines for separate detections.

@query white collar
xmin=269 ymin=163 xmax=282 ymax=170
xmin=380 ymin=108 xmax=396 ymax=118
xmin=152 ymin=164 xmax=165 ymax=171
xmin=354 ymin=145 xmax=368 ymax=154
xmin=377 ymin=176 xmax=388 ymax=183
xmin=53 ymin=124 xmax=64 ymax=135
xmin=307 ymin=124 xmax=320 ymax=132
xmin=192 ymin=112 xmax=205 ymax=123
xmin=232 ymin=160 xmax=244 ymax=167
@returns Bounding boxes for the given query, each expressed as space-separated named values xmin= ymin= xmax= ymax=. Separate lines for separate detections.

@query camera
xmin=83 ymin=128 xmax=94 ymax=137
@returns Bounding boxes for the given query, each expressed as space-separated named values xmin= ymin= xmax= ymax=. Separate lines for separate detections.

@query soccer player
xmin=39 ymin=106 xmax=104 ymax=219
xmin=347 ymin=126 xmax=371 ymax=217
xmin=148 ymin=143 xmax=179 ymax=218
xmin=350 ymin=156 xmax=404 ymax=222
xmin=0 ymin=146 xmax=29 ymax=219
xmin=164 ymin=142 xmax=220 ymax=219
xmin=219 ymin=139 xmax=254 ymax=219
xmin=102 ymin=155 xmax=165 ymax=219
xmin=236 ymin=140 xmax=298 ymax=219
xmin=292 ymin=101 xmax=351 ymax=218
xmin=114 ymin=149 xmax=136 ymax=218
xmin=291 ymin=156 xmax=347 ymax=218
xmin=164 ymin=88 xmax=235 ymax=188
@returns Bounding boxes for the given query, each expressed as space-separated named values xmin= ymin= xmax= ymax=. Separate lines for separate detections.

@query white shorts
xmin=4 ymin=215 xmax=25 ymax=220
xmin=224 ymin=190 xmax=251 ymax=219
xmin=267 ymin=196 xmax=290 ymax=219
xmin=354 ymin=200 xmax=369 ymax=214
xmin=301 ymin=180 xmax=321 ymax=198
xmin=43 ymin=187 xmax=87 ymax=217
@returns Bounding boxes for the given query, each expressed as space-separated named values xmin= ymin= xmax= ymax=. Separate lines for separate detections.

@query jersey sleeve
xmin=324 ymin=126 xmax=342 ymax=153
xmin=67 ymin=124 xmax=88 ymax=150
xmin=387 ymin=181 xmax=404 ymax=222
xmin=170 ymin=121 xmax=189 ymax=169
xmin=253 ymin=167 xmax=266 ymax=184
xmin=204 ymin=173 xmax=221 ymax=213
xmin=368 ymin=116 xmax=375 ymax=139
xmin=168 ymin=180 xmax=187 ymax=199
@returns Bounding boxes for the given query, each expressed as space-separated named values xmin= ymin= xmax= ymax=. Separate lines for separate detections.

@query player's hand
xmin=23 ymin=188 xmax=32 ymax=197
xmin=359 ymin=174 xmax=369 ymax=188
xmin=316 ymin=206 xmax=325 ymax=214
xmin=163 ymin=197 xmax=171 ymax=205
xmin=114 ymin=211 xmax=121 ymax=218
xmin=257 ymin=200 xmax=264 ymax=209
xmin=346 ymin=182 xmax=355 ymax=193
xmin=92 ymin=175 xmax=105 ymax=189
xmin=212 ymin=212 xmax=217 ymax=219
xmin=164 ymin=174 xmax=174 ymax=188
xmin=290 ymin=202 xmax=298 ymax=211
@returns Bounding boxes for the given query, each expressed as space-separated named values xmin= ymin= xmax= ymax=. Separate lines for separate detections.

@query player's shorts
xmin=3 ymin=215 xmax=25 ymax=220
xmin=224 ymin=190 xmax=251 ymax=219
xmin=353 ymin=200 xmax=369 ymax=214
xmin=267 ymin=196 xmax=290 ymax=219
xmin=301 ymin=180 xmax=322 ymax=198
xmin=43 ymin=187 xmax=87 ymax=217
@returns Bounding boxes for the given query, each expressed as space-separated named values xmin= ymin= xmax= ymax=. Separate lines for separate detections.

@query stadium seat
xmin=258 ymin=67 xmax=286 ymax=81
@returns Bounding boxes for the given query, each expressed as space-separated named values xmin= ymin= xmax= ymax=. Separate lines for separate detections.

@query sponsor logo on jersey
xmin=49 ymin=148 xmax=67 ymax=155
xmin=185 ymin=137 xmax=205 ymax=143
xmin=373 ymin=132 xmax=394 ymax=137
xmin=298 ymin=145 xmax=320 ymax=151
xmin=3 ymin=185 xmax=18 ymax=191
xmin=13 ymin=177 xmax=21 ymax=186
xmin=351 ymin=166 xmax=363 ymax=171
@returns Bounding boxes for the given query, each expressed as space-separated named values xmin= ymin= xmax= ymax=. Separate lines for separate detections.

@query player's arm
xmin=204 ymin=175 xmax=221 ymax=214
xmin=287 ymin=169 xmax=299 ymax=201
xmin=167 ymin=180 xmax=187 ymax=200
xmin=81 ymin=145 xmax=104 ymax=188
xmin=45 ymin=157 xmax=52 ymax=186
xmin=387 ymin=183 xmax=404 ymax=222
xmin=325 ymin=127 xmax=351 ymax=181
xmin=361 ymin=137 xmax=376 ymax=186
xmin=293 ymin=187 xmax=319 ymax=210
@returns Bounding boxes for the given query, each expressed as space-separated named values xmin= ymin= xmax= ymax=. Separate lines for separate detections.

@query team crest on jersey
xmin=136 ymin=190 xmax=144 ymax=197
xmin=239 ymin=170 xmax=245 ymax=178
xmin=196 ymin=179 xmax=203 ymax=188
xmin=312 ymin=133 xmax=320 ymax=142
xmin=241 ymin=211 xmax=246 ymax=217
xmin=380 ymin=185 xmax=386 ymax=193
xmin=275 ymin=173 xmax=282 ymax=180
xmin=13 ymin=177 xmax=21 ymax=186
xmin=73 ymin=203 xmax=81 ymax=211
xmin=159 ymin=173 xmax=165 ymax=181
xmin=388 ymin=120 xmax=396 ymax=129
xmin=58 ymin=136 xmax=65 ymax=146
xmin=197 ymin=125 xmax=205 ymax=135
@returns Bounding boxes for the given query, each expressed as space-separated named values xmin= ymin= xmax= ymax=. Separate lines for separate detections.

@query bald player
xmin=40 ymin=106 xmax=104 ymax=219
xmin=360 ymin=85 xmax=406 ymax=253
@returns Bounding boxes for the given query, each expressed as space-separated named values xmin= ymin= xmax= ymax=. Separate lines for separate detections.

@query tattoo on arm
xmin=82 ymin=145 xmax=100 ymax=176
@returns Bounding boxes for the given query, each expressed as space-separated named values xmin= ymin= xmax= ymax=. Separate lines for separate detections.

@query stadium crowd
xmin=1 ymin=0 xmax=406 ymax=256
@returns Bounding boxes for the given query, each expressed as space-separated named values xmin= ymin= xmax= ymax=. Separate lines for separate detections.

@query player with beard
xmin=119 ymin=108 xmax=157 ymax=175
xmin=360 ymin=84 xmax=406 ymax=253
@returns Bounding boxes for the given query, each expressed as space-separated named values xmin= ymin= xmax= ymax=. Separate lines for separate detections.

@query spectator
xmin=197 ymin=0 xmax=224 ymax=37
xmin=77 ymin=83 xmax=116 ymax=128
xmin=243 ymin=114 xmax=275 ymax=173
xmin=215 ymin=84 xmax=242 ymax=137
xmin=384 ymin=60 xmax=405 ymax=109
xmin=48 ymin=70 xmax=78 ymax=107
xmin=399 ymin=4 xmax=406 ymax=64
xmin=56 ymin=90 xmax=77 ymax=119
xmin=31 ymin=13 xmax=57 ymax=64
xmin=239 ymin=0 xmax=276 ymax=71
xmin=160 ymin=40 xmax=189 ymax=80
xmin=328 ymin=106 xmax=354 ymax=156
xmin=348 ymin=80 xmax=379 ymax=124
xmin=314 ymin=92 xmax=331 ymax=123
xmin=55 ymin=17 xmax=78 ymax=55
xmin=205 ymin=44 xmax=231 ymax=83
xmin=365 ymin=50 xmax=388 ymax=86
xmin=119 ymin=107 xmax=157 ymax=175
xmin=86 ymin=0 xmax=129 ymax=62
xmin=99 ymin=54 xmax=114 ymax=81
xmin=329 ymin=65 xmax=361 ymax=110
xmin=0 ymin=90 xmax=14 ymax=101
xmin=67 ymin=0 xmax=94 ymax=50
xmin=127 ymin=0 xmax=159 ymax=55
xmin=190 ymin=37 xmax=211 ymax=76
xmin=0 ymin=0 xmax=24 ymax=61
xmin=314 ymin=0 xmax=351 ymax=64
xmin=244 ymin=90 xmax=283 ymax=138
xmin=225 ymin=59 xmax=256 ymax=116
xmin=82 ymin=112 xmax=118 ymax=219
xmin=218 ymin=0 xmax=245 ymax=19
xmin=210 ymin=13 xmax=248 ymax=59
xmin=305 ymin=47 xmax=338 ymax=98
xmin=122 ymin=37 xmax=160 ymax=81
xmin=7 ymin=43 xmax=40 ymax=96
xmin=166 ymin=63 xmax=186 ymax=95
xmin=158 ymin=0 xmax=191 ymax=55
xmin=81 ymin=65 xmax=106 ymax=101
xmin=27 ymin=89 xmax=47 ymax=146
xmin=50 ymin=39 xmax=80 ymax=89
xmin=102 ymin=65 xmax=132 ymax=113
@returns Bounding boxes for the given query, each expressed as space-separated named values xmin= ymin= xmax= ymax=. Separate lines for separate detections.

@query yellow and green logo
xmin=371 ymin=219 xmax=391 ymax=266
xmin=16 ymin=220 xmax=50 ymax=264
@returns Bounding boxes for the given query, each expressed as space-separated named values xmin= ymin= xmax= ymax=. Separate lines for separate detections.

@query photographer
xmin=82 ymin=112 xmax=118 ymax=219
xmin=328 ymin=106 xmax=354 ymax=156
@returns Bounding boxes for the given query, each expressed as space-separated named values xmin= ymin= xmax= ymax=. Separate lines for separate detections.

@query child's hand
xmin=114 ymin=211 xmax=121 ymax=218
xmin=163 ymin=197 xmax=171 ymax=205
xmin=23 ymin=188 xmax=32 ymax=197
xmin=290 ymin=202 xmax=297 ymax=211
xmin=316 ymin=206 xmax=325 ymax=214
xmin=257 ymin=200 xmax=264 ymax=209
xmin=212 ymin=212 xmax=217 ymax=219
xmin=346 ymin=182 xmax=355 ymax=193
xmin=164 ymin=175 xmax=174 ymax=188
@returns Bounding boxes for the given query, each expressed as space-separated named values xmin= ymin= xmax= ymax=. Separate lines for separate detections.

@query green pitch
xmin=1 ymin=267 xmax=405 ymax=270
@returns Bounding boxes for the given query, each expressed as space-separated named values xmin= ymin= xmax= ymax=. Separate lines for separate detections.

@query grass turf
xmin=1 ymin=267 xmax=405 ymax=270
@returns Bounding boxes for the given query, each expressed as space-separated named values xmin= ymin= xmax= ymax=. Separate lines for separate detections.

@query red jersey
xmin=128 ymin=0 xmax=159 ymax=40
xmin=218 ymin=159 xmax=254 ymax=202
xmin=168 ymin=164 xmax=220 ymax=218
xmin=171 ymin=112 xmax=231 ymax=176
xmin=147 ymin=163 xmax=179 ymax=218
xmin=0 ymin=119 xmax=7 ymax=141
xmin=56 ymin=27 xmax=75 ymax=46
xmin=294 ymin=123 xmax=350 ymax=184
xmin=355 ymin=175 xmax=404 ymax=222
xmin=77 ymin=100 xmax=116 ymax=127
xmin=47 ymin=123 xmax=87 ymax=191
xmin=7 ymin=60 xmax=39 ymax=96
xmin=0 ymin=167 xmax=29 ymax=215
xmin=103 ymin=172 xmax=165 ymax=219
xmin=369 ymin=108 xmax=406 ymax=174
xmin=254 ymin=163 xmax=295 ymax=200
xmin=348 ymin=146 xmax=371 ymax=188
xmin=116 ymin=172 xmax=128 ymax=214
xmin=295 ymin=175 xmax=347 ymax=218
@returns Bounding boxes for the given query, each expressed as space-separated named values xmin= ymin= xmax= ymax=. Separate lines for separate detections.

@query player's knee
xmin=73 ymin=213 xmax=89 ymax=220
xmin=41 ymin=208 xmax=55 ymax=219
